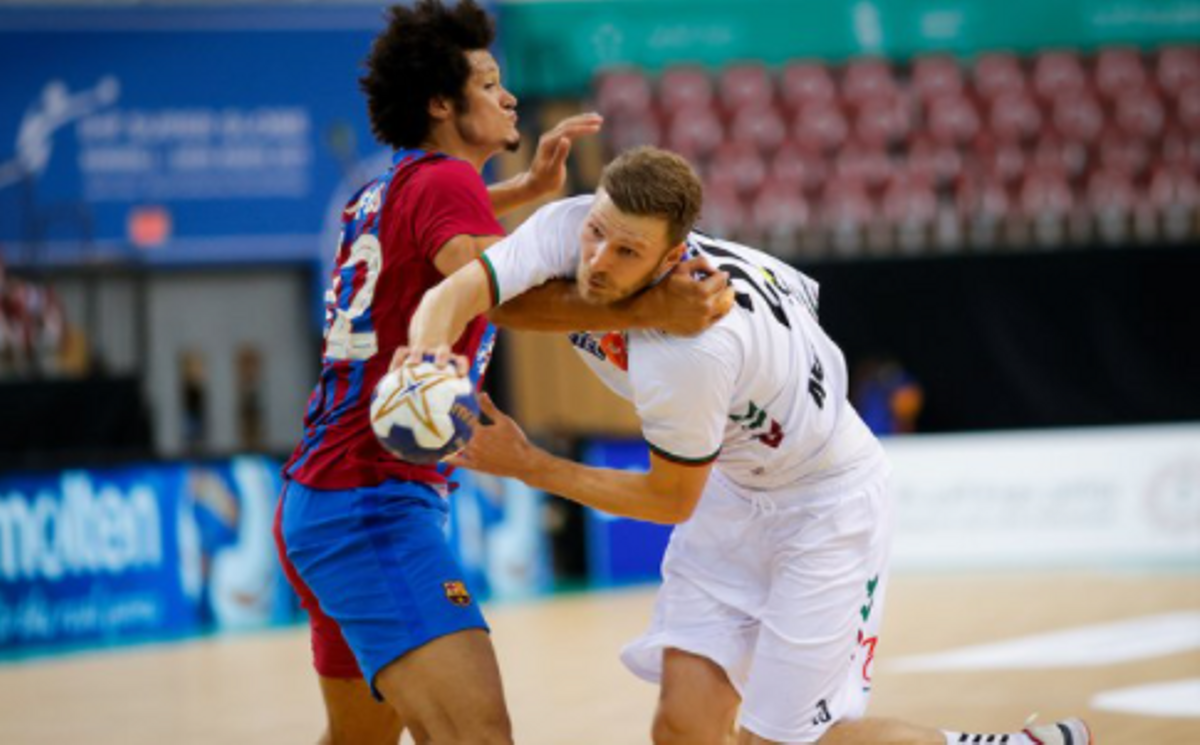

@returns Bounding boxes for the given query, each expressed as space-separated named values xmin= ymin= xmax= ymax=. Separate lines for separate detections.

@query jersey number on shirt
xmin=324 ymin=234 xmax=382 ymax=362
xmin=694 ymin=235 xmax=828 ymax=410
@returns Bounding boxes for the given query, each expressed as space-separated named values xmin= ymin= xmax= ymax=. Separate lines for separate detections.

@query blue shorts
xmin=278 ymin=478 xmax=488 ymax=699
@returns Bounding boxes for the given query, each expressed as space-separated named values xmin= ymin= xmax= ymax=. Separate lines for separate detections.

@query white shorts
xmin=621 ymin=462 xmax=894 ymax=744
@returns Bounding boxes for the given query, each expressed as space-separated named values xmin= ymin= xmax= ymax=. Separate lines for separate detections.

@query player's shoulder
xmin=531 ymin=193 xmax=595 ymax=225
xmin=630 ymin=314 xmax=744 ymax=369
xmin=406 ymin=155 xmax=483 ymax=191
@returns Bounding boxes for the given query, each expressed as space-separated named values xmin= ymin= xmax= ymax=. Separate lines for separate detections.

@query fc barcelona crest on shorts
xmin=443 ymin=580 xmax=472 ymax=607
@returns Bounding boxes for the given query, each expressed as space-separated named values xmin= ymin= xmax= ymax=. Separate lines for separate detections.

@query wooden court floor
xmin=0 ymin=572 xmax=1196 ymax=744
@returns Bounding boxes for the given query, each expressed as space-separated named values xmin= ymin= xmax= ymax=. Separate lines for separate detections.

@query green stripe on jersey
xmin=479 ymin=254 xmax=500 ymax=308
xmin=647 ymin=441 xmax=720 ymax=466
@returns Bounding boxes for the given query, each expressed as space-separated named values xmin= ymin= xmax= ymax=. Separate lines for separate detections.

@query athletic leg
xmin=318 ymin=675 xmax=405 ymax=745
xmin=374 ymin=628 xmax=512 ymax=745
xmin=652 ymin=648 xmax=741 ymax=745
xmin=276 ymin=487 xmax=402 ymax=744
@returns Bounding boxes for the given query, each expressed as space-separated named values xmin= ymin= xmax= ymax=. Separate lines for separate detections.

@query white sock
xmin=942 ymin=731 xmax=1033 ymax=745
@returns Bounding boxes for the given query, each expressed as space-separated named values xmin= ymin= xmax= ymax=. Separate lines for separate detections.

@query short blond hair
xmin=599 ymin=147 xmax=703 ymax=247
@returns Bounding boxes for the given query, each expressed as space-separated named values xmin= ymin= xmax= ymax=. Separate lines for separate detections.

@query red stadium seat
xmin=833 ymin=141 xmax=894 ymax=191
xmin=698 ymin=186 xmax=747 ymax=238
xmin=770 ymin=140 xmax=828 ymax=195
xmin=792 ymin=101 xmax=849 ymax=154
xmin=1148 ymin=165 xmax=1199 ymax=207
xmin=1147 ymin=165 xmax=1199 ymax=241
xmin=1096 ymin=127 xmax=1153 ymax=178
xmin=974 ymin=52 xmax=1027 ymax=101
xmin=820 ymin=176 xmax=875 ymax=255
xmin=842 ymin=58 xmax=898 ymax=107
xmin=660 ymin=66 xmax=715 ymax=113
xmin=1176 ymin=84 xmax=1200 ymax=134
xmin=728 ymin=103 xmax=788 ymax=154
xmin=957 ymin=172 xmax=1013 ymax=250
xmin=1031 ymin=132 xmax=1088 ymax=182
xmin=1087 ymin=167 xmax=1139 ymax=243
xmin=1032 ymin=51 xmax=1088 ymax=101
xmin=1052 ymin=91 xmax=1104 ymax=144
xmin=927 ymin=94 xmax=981 ymax=146
xmin=987 ymin=91 xmax=1042 ymax=143
xmin=780 ymin=61 xmax=838 ymax=114
xmin=1020 ymin=167 xmax=1075 ymax=246
xmin=958 ymin=173 xmax=1010 ymax=219
xmin=1115 ymin=88 xmax=1167 ymax=139
xmin=1157 ymin=46 xmax=1200 ymax=99
xmin=1161 ymin=124 xmax=1200 ymax=172
xmin=594 ymin=68 xmax=654 ymax=117
xmin=911 ymin=55 xmax=965 ymax=102
xmin=906 ymin=135 xmax=964 ymax=187
xmin=882 ymin=173 xmax=939 ymax=253
xmin=1094 ymin=47 xmax=1147 ymax=101
xmin=854 ymin=95 xmax=912 ymax=147
xmin=664 ymin=105 xmax=724 ymax=160
xmin=975 ymin=133 xmax=1029 ymax=186
xmin=748 ymin=180 xmax=811 ymax=256
xmin=706 ymin=142 xmax=768 ymax=197
xmin=605 ymin=109 xmax=662 ymax=152
xmin=719 ymin=63 xmax=775 ymax=113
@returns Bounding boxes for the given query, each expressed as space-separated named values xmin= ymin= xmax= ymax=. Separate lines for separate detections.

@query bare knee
xmin=410 ymin=704 xmax=511 ymax=745
xmin=654 ymin=704 xmax=727 ymax=745
xmin=652 ymin=705 xmax=692 ymax=745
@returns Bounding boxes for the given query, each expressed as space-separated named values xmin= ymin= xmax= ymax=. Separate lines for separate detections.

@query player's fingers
xmin=697 ymin=269 xmax=731 ymax=294
xmin=433 ymin=346 xmax=453 ymax=369
xmin=390 ymin=346 xmax=408 ymax=370
xmin=478 ymin=392 xmax=500 ymax=420
xmin=714 ymin=287 xmax=736 ymax=316
xmin=677 ymin=255 xmax=718 ymax=277
xmin=549 ymin=112 xmax=602 ymax=135
xmin=549 ymin=138 xmax=572 ymax=169
xmin=561 ymin=118 xmax=603 ymax=140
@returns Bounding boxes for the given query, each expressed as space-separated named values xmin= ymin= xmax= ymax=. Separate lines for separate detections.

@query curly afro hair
xmin=360 ymin=0 xmax=496 ymax=149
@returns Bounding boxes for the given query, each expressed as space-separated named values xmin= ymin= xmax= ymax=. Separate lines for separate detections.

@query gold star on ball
xmin=373 ymin=367 xmax=454 ymax=440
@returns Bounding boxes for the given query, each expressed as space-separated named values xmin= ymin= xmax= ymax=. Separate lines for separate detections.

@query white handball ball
xmin=370 ymin=362 xmax=479 ymax=464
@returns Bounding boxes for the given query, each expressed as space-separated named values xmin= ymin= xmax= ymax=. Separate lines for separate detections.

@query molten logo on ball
xmin=370 ymin=363 xmax=479 ymax=464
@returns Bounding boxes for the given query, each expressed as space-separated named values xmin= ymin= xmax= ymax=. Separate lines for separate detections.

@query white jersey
xmin=482 ymin=195 xmax=883 ymax=494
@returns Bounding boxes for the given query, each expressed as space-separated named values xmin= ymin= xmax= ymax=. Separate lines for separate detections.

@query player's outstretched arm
xmin=406 ymin=259 xmax=493 ymax=362
xmin=487 ymin=113 xmax=602 ymax=217
xmin=447 ymin=394 xmax=712 ymax=524
xmin=489 ymin=258 xmax=734 ymax=336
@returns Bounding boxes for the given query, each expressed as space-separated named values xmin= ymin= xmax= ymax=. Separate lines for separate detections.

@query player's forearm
xmin=409 ymin=261 xmax=492 ymax=348
xmin=488 ymin=280 xmax=648 ymax=333
xmin=518 ymin=448 xmax=689 ymax=524
xmin=487 ymin=175 xmax=537 ymax=218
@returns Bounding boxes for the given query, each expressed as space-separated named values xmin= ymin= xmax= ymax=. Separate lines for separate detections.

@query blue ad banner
xmin=0 ymin=7 xmax=391 ymax=266
xmin=0 ymin=456 xmax=293 ymax=654
xmin=582 ymin=439 xmax=673 ymax=586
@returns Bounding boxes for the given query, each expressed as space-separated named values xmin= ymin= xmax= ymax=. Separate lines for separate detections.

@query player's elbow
xmin=656 ymin=493 xmax=700 ymax=525
xmin=485 ymin=303 xmax=517 ymax=329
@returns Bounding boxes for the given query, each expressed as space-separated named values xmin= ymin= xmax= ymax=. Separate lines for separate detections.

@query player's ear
xmin=661 ymin=241 xmax=686 ymax=271
xmin=427 ymin=96 xmax=453 ymax=123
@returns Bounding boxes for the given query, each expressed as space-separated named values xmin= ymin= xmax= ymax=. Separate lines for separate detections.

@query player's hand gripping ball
xmin=370 ymin=361 xmax=479 ymax=464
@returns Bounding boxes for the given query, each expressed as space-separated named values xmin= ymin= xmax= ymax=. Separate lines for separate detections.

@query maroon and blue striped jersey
xmin=284 ymin=150 xmax=503 ymax=490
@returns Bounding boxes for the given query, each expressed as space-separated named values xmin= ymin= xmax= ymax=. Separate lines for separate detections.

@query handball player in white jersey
xmin=401 ymin=147 xmax=1092 ymax=745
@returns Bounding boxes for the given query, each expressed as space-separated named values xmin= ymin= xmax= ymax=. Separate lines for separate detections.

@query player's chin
xmin=503 ymin=131 xmax=521 ymax=153
xmin=581 ymin=285 xmax=622 ymax=306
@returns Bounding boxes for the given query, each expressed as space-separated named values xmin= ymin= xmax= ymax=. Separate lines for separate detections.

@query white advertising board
xmin=883 ymin=424 xmax=1200 ymax=569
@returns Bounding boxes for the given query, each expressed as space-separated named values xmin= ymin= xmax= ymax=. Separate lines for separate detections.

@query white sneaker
xmin=1023 ymin=716 xmax=1094 ymax=745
